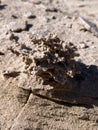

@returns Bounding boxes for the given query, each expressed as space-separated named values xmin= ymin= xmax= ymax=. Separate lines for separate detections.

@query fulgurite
xmin=18 ymin=34 xmax=82 ymax=101
xmin=9 ymin=34 xmax=83 ymax=103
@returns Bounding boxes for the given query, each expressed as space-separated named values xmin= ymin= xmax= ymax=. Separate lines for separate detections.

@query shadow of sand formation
xmin=0 ymin=4 xmax=7 ymax=10
xmin=26 ymin=24 xmax=33 ymax=31
xmin=34 ymin=62 xmax=98 ymax=108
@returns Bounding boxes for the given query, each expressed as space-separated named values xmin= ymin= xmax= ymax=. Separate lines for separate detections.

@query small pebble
xmin=23 ymin=12 xmax=36 ymax=19
xmin=79 ymin=42 xmax=89 ymax=49
xmin=2 ymin=69 xmax=20 ymax=78
xmin=11 ymin=15 xmax=18 ymax=19
xmin=7 ymin=20 xmax=27 ymax=32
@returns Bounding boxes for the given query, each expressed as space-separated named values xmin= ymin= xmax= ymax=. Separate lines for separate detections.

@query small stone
xmin=2 ymin=69 xmax=20 ymax=78
xmin=23 ymin=12 xmax=36 ymax=19
xmin=11 ymin=15 xmax=18 ymax=19
xmin=7 ymin=20 xmax=27 ymax=32
xmin=45 ymin=8 xmax=58 ymax=13
xmin=79 ymin=42 xmax=88 ymax=49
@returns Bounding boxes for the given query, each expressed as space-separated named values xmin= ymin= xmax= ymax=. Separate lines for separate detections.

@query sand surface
xmin=0 ymin=0 xmax=98 ymax=130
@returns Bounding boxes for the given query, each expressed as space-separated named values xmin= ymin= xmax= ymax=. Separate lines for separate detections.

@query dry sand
xmin=0 ymin=0 xmax=98 ymax=130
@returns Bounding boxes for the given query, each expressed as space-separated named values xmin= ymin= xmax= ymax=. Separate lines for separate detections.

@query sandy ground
xmin=0 ymin=0 xmax=98 ymax=130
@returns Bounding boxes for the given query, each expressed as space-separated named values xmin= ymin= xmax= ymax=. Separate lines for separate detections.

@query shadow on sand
xmin=35 ymin=62 xmax=98 ymax=108
xmin=0 ymin=4 xmax=7 ymax=10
